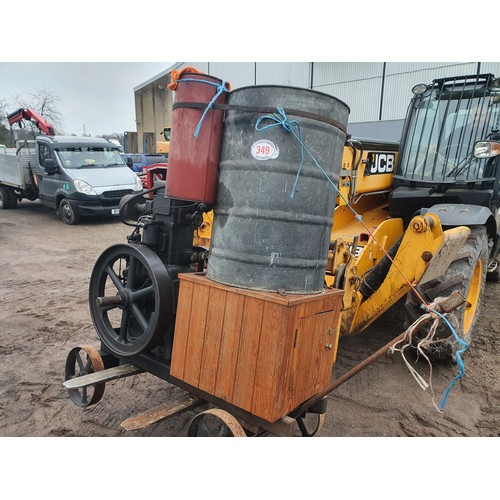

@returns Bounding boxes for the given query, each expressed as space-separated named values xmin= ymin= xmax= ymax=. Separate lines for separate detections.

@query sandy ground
xmin=1 ymin=199 xmax=499 ymax=442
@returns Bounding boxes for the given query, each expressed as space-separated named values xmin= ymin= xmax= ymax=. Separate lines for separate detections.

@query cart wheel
xmin=65 ymin=345 xmax=105 ymax=407
xmin=296 ymin=412 xmax=326 ymax=437
xmin=187 ymin=409 xmax=247 ymax=437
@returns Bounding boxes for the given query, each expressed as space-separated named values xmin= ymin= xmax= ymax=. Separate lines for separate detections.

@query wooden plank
xmin=120 ymin=394 xmax=206 ymax=431
xmin=324 ymin=310 xmax=341 ymax=387
xmin=294 ymin=293 xmax=341 ymax=406
xmin=181 ymin=283 xmax=210 ymax=387
xmin=251 ymin=301 xmax=288 ymax=422
xmin=231 ymin=296 xmax=265 ymax=411
xmin=198 ymin=287 xmax=227 ymax=394
xmin=214 ymin=292 xmax=245 ymax=402
xmin=179 ymin=273 xmax=338 ymax=307
xmin=276 ymin=303 xmax=301 ymax=418
xmin=284 ymin=314 xmax=302 ymax=412
xmin=170 ymin=280 xmax=194 ymax=379
xmin=310 ymin=311 xmax=336 ymax=394
xmin=293 ymin=314 xmax=318 ymax=407
xmin=297 ymin=289 xmax=343 ymax=318
xmin=63 ymin=364 xmax=142 ymax=389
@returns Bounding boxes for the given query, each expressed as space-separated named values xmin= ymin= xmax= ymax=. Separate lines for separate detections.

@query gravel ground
xmin=1 ymin=199 xmax=498 ymax=495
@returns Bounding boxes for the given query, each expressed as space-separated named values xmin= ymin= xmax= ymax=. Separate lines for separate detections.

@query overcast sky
xmin=0 ymin=62 xmax=174 ymax=137
xmin=1 ymin=0 xmax=490 ymax=140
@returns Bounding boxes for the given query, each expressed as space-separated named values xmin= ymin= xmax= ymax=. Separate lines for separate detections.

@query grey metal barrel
xmin=206 ymin=85 xmax=349 ymax=294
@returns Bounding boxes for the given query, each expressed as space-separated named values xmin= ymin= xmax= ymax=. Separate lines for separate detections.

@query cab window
xmin=38 ymin=143 xmax=52 ymax=168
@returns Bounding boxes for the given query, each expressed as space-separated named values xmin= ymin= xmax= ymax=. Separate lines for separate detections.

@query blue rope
xmin=176 ymin=78 xmax=229 ymax=138
xmin=255 ymin=107 xmax=362 ymax=222
xmin=256 ymin=106 xmax=468 ymax=410
xmin=255 ymin=107 xmax=305 ymax=198
xmin=420 ymin=305 xmax=469 ymax=410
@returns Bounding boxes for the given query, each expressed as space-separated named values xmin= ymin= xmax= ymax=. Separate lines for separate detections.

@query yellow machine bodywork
xmin=156 ymin=127 xmax=171 ymax=154
xmin=193 ymin=138 xmax=470 ymax=337
xmin=326 ymin=140 xmax=470 ymax=335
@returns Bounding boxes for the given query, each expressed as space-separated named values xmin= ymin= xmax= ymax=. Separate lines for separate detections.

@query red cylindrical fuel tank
xmin=166 ymin=72 xmax=228 ymax=205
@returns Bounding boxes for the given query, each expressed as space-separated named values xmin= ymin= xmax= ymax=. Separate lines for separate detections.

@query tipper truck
xmin=0 ymin=108 xmax=143 ymax=224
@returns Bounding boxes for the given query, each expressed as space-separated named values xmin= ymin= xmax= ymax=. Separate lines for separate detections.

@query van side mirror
xmin=126 ymin=157 xmax=133 ymax=169
xmin=44 ymin=159 xmax=58 ymax=175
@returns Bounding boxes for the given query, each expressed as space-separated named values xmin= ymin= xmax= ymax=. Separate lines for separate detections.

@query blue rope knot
xmin=255 ymin=107 xmax=305 ymax=200
xmin=176 ymin=77 xmax=229 ymax=138
xmin=419 ymin=303 xmax=469 ymax=409
xmin=255 ymin=106 xmax=300 ymax=135
xmin=254 ymin=107 xmax=358 ymax=216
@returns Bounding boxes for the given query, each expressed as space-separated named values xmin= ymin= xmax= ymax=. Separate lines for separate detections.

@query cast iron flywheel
xmin=89 ymin=243 xmax=173 ymax=357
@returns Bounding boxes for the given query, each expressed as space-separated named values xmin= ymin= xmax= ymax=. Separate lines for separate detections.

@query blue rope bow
xmin=421 ymin=305 xmax=469 ymax=410
xmin=255 ymin=107 xmax=362 ymax=221
xmin=176 ymin=78 xmax=229 ymax=138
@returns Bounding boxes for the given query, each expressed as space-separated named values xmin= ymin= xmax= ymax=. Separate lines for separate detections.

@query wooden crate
xmin=170 ymin=273 xmax=343 ymax=423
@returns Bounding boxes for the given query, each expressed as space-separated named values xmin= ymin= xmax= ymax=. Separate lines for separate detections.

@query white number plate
xmin=111 ymin=208 xmax=120 ymax=215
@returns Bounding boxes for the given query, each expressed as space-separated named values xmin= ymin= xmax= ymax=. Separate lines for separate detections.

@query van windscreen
xmin=56 ymin=147 xmax=125 ymax=169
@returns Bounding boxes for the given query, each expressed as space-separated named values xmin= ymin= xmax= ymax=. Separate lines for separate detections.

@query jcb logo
xmin=366 ymin=153 xmax=395 ymax=175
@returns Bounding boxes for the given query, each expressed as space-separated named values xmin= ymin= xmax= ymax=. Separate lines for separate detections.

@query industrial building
xmin=128 ymin=61 xmax=500 ymax=153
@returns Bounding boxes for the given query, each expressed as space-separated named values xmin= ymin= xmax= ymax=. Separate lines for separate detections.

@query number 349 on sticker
xmin=251 ymin=140 xmax=279 ymax=160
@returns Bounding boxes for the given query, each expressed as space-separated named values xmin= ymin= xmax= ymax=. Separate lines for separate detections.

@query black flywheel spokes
xmin=89 ymin=243 xmax=173 ymax=357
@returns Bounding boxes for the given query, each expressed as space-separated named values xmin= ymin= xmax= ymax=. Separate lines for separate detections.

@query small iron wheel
xmin=187 ymin=409 xmax=247 ymax=437
xmin=296 ymin=412 xmax=326 ymax=437
xmin=65 ymin=345 xmax=105 ymax=407
xmin=89 ymin=243 xmax=173 ymax=357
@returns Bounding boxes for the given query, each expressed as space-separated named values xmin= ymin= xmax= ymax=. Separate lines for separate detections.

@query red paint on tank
xmin=166 ymin=72 xmax=227 ymax=205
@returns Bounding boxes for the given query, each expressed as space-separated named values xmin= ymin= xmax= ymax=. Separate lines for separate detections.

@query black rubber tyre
xmin=0 ymin=187 xmax=16 ymax=209
xmin=486 ymin=258 xmax=499 ymax=283
xmin=404 ymin=226 xmax=488 ymax=361
xmin=59 ymin=198 xmax=79 ymax=225
xmin=89 ymin=243 xmax=173 ymax=357
xmin=7 ymin=189 xmax=17 ymax=208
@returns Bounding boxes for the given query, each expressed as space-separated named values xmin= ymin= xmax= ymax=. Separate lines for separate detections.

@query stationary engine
xmin=88 ymin=185 xmax=210 ymax=360
xmin=87 ymin=69 xmax=225 ymax=365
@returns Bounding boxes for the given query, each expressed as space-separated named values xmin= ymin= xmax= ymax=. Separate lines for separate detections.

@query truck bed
xmin=0 ymin=142 xmax=37 ymax=190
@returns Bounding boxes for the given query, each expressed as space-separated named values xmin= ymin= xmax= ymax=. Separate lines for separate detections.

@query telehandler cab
xmin=329 ymin=73 xmax=500 ymax=359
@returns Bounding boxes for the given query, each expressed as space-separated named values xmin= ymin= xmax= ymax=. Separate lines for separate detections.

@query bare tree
xmin=12 ymin=87 xmax=65 ymax=134
xmin=0 ymin=99 xmax=10 ymax=145
xmin=0 ymin=98 xmax=7 ymax=120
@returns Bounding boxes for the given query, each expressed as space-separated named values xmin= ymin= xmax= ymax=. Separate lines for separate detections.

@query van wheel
xmin=487 ymin=258 xmax=499 ymax=282
xmin=59 ymin=199 xmax=79 ymax=225
xmin=0 ymin=187 xmax=16 ymax=209
xmin=7 ymin=189 xmax=17 ymax=208
xmin=404 ymin=226 xmax=488 ymax=361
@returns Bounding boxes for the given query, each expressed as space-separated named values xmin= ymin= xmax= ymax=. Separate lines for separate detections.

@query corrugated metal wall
xmin=208 ymin=62 xmax=255 ymax=89
xmin=382 ymin=62 xmax=479 ymax=120
xmin=134 ymin=62 xmax=500 ymax=151
xmin=255 ymin=62 xmax=311 ymax=87
xmin=175 ymin=61 xmax=500 ymax=123
xmin=311 ymin=62 xmax=383 ymax=121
